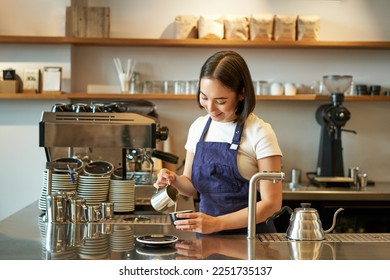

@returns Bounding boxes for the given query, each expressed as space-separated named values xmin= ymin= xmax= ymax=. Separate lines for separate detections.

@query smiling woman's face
xmin=199 ymin=78 xmax=243 ymax=123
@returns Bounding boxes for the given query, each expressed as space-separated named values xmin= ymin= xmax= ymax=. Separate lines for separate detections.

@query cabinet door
xmin=276 ymin=200 xmax=390 ymax=233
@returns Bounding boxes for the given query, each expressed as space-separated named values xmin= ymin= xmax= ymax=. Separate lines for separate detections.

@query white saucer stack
xmin=77 ymin=175 xmax=111 ymax=204
xmin=109 ymin=179 xmax=135 ymax=212
xmin=78 ymin=235 xmax=110 ymax=260
xmin=110 ymin=225 xmax=135 ymax=252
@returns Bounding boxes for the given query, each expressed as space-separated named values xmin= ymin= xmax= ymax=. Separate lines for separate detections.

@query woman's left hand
xmin=173 ymin=212 xmax=221 ymax=234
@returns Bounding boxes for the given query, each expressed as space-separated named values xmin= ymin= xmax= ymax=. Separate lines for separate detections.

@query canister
xmin=101 ymin=202 xmax=115 ymax=219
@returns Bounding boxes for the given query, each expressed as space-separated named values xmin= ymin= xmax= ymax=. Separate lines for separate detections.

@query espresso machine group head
xmin=313 ymin=75 xmax=356 ymax=187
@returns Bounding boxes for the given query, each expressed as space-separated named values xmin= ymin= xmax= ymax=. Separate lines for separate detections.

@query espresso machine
xmin=312 ymin=75 xmax=356 ymax=187
xmin=39 ymin=100 xmax=176 ymax=185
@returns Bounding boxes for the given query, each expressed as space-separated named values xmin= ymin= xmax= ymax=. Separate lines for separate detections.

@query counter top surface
xmin=282 ymin=182 xmax=390 ymax=201
xmin=1 ymin=202 xmax=390 ymax=260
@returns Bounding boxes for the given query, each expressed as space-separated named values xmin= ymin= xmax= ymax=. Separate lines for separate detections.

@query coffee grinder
xmin=313 ymin=75 xmax=356 ymax=187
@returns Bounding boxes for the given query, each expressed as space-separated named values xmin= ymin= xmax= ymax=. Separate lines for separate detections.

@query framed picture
xmin=23 ymin=68 xmax=40 ymax=93
xmin=42 ymin=67 xmax=62 ymax=93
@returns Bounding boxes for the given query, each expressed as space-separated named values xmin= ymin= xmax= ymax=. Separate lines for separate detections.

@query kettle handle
xmin=265 ymin=206 xmax=293 ymax=224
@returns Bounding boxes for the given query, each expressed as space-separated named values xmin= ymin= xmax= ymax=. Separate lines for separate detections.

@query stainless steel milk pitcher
xmin=46 ymin=192 xmax=68 ymax=223
xmin=85 ymin=204 xmax=102 ymax=222
xmin=69 ymin=196 xmax=87 ymax=223
xmin=45 ymin=222 xmax=68 ymax=253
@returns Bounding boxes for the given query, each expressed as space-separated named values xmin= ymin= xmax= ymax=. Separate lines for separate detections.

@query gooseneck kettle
xmin=266 ymin=203 xmax=344 ymax=241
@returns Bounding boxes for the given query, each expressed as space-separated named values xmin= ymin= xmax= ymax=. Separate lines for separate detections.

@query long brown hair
xmin=197 ymin=51 xmax=256 ymax=125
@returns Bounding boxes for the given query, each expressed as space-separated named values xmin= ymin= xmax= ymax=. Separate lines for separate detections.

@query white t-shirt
xmin=185 ymin=113 xmax=283 ymax=180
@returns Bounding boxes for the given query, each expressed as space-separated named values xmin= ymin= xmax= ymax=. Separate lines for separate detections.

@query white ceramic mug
xmin=270 ymin=82 xmax=284 ymax=96
xmin=284 ymin=82 xmax=297 ymax=96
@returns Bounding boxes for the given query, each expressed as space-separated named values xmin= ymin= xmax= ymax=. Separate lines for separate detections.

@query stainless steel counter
xmin=1 ymin=202 xmax=390 ymax=260
xmin=283 ymin=182 xmax=390 ymax=201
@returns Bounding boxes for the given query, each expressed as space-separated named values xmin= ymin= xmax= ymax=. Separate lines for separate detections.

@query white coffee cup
xmin=270 ymin=82 xmax=284 ymax=96
xmin=284 ymin=82 xmax=297 ymax=96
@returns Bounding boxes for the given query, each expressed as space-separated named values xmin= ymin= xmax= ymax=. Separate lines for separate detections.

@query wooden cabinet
xmin=275 ymin=200 xmax=390 ymax=233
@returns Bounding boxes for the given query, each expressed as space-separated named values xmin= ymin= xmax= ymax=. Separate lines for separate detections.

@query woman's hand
xmin=173 ymin=212 xmax=221 ymax=234
xmin=153 ymin=168 xmax=177 ymax=189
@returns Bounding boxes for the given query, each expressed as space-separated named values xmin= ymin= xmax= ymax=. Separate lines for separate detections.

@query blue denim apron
xmin=192 ymin=117 xmax=276 ymax=235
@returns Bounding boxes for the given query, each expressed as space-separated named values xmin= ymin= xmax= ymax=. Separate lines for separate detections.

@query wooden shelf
xmin=0 ymin=93 xmax=68 ymax=100
xmin=1 ymin=35 xmax=389 ymax=103
xmin=67 ymin=93 xmax=198 ymax=100
xmin=1 ymin=93 xmax=389 ymax=102
xmin=1 ymin=35 xmax=390 ymax=49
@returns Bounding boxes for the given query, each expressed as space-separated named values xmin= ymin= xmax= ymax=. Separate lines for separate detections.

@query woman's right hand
xmin=153 ymin=168 xmax=177 ymax=189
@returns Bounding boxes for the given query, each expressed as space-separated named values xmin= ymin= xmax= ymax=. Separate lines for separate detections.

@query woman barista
xmin=154 ymin=50 xmax=283 ymax=235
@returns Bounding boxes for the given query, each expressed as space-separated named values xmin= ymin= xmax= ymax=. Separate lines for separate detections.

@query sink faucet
xmin=247 ymin=171 xmax=285 ymax=239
